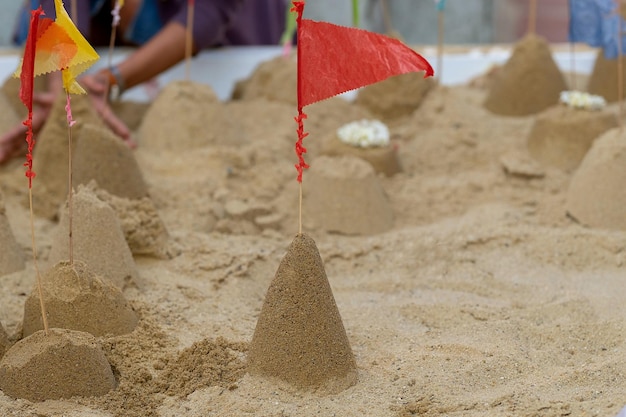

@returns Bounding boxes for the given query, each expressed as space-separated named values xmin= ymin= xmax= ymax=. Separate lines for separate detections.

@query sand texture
xmin=1 ymin=62 xmax=626 ymax=416
xmin=0 ymin=191 xmax=24 ymax=276
xmin=527 ymin=105 xmax=618 ymax=171
xmin=0 ymin=322 xmax=8 ymax=360
xmin=484 ymin=34 xmax=567 ymax=116
xmin=231 ymin=55 xmax=297 ymax=105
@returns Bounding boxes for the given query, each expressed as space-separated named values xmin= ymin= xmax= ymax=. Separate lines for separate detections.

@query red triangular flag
xmin=20 ymin=6 xmax=45 ymax=187
xmin=296 ymin=4 xmax=433 ymax=108
xmin=291 ymin=1 xmax=433 ymax=183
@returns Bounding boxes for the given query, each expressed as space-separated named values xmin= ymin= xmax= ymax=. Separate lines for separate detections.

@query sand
xmin=1 ymin=56 xmax=626 ymax=417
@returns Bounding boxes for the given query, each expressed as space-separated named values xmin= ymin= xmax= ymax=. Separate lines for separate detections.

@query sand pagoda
xmin=484 ymin=34 xmax=567 ymax=116
xmin=247 ymin=234 xmax=357 ymax=393
xmin=587 ymin=51 xmax=626 ymax=103
xmin=566 ymin=128 xmax=626 ymax=230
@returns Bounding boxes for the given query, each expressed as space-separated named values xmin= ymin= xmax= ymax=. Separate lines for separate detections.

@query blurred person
xmin=0 ymin=0 xmax=287 ymax=163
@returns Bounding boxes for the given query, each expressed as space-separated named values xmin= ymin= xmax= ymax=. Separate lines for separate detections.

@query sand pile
xmin=321 ymin=133 xmax=402 ymax=176
xmin=355 ymin=72 xmax=436 ymax=120
xmin=303 ymin=155 xmax=394 ymax=235
xmin=484 ymin=34 xmax=567 ymax=116
xmin=248 ymin=233 xmax=357 ymax=393
xmin=0 ymin=328 xmax=115 ymax=401
xmin=566 ymin=128 xmax=626 ymax=230
xmin=22 ymin=260 xmax=138 ymax=337
xmin=73 ymin=124 xmax=149 ymax=199
xmin=587 ymin=51 xmax=626 ymax=103
xmin=47 ymin=185 xmax=140 ymax=289
xmin=0 ymin=190 xmax=24 ymax=276
xmin=30 ymin=94 xmax=105 ymax=219
xmin=139 ymin=81 xmax=240 ymax=150
xmin=231 ymin=55 xmax=297 ymax=105
xmin=527 ymin=105 xmax=618 ymax=171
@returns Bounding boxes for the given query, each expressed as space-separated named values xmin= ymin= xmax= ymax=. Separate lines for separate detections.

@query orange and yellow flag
xmin=15 ymin=0 xmax=99 ymax=94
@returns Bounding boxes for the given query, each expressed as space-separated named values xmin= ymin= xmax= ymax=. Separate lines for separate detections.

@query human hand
xmin=0 ymin=92 xmax=55 ymax=164
xmin=80 ymin=71 xmax=136 ymax=148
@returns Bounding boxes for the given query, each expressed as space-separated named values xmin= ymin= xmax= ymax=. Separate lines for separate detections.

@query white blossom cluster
xmin=559 ymin=90 xmax=606 ymax=111
xmin=336 ymin=119 xmax=390 ymax=148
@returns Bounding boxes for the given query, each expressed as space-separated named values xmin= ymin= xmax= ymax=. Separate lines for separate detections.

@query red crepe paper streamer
xmin=291 ymin=1 xmax=434 ymax=182
xmin=20 ymin=7 xmax=45 ymax=188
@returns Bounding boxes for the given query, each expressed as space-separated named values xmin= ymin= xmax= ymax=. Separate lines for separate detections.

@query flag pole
xmin=528 ymin=0 xmax=537 ymax=35
xmin=437 ymin=9 xmax=444 ymax=80
xmin=185 ymin=0 xmax=195 ymax=81
xmin=618 ymin=5 xmax=623 ymax=132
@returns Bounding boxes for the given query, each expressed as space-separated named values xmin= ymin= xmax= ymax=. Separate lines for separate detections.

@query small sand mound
xmin=47 ymin=185 xmax=140 ymax=290
xmin=527 ymin=105 xmax=618 ymax=171
xmin=88 ymin=183 xmax=177 ymax=259
xmin=31 ymin=94 xmax=105 ymax=219
xmin=0 ymin=322 xmax=9 ymax=359
xmin=0 ymin=191 xmax=25 ymax=276
xmin=231 ymin=55 xmax=297 ymax=105
xmin=22 ymin=260 xmax=138 ymax=337
xmin=484 ymin=34 xmax=567 ymax=116
xmin=566 ymin=128 xmax=626 ymax=230
xmin=355 ymin=72 xmax=436 ymax=120
xmin=73 ymin=124 xmax=148 ymax=200
xmin=320 ymin=133 xmax=402 ymax=176
xmin=303 ymin=155 xmax=394 ymax=235
xmin=0 ymin=328 xmax=116 ymax=401
xmin=587 ymin=51 xmax=626 ymax=103
xmin=139 ymin=81 xmax=239 ymax=150
xmin=248 ymin=233 xmax=357 ymax=394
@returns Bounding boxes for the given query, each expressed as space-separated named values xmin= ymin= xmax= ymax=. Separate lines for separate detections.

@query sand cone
xmin=566 ymin=128 xmax=626 ymax=230
xmin=30 ymin=94 xmax=105 ymax=219
xmin=587 ymin=50 xmax=626 ymax=103
xmin=484 ymin=34 xmax=567 ymax=116
xmin=355 ymin=72 xmax=436 ymax=120
xmin=304 ymin=156 xmax=394 ymax=235
xmin=73 ymin=124 xmax=148 ymax=199
xmin=0 ymin=191 xmax=25 ymax=276
xmin=527 ymin=105 xmax=618 ymax=171
xmin=231 ymin=55 xmax=297 ymax=105
xmin=248 ymin=233 xmax=357 ymax=394
xmin=0 ymin=322 xmax=9 ymax=360
xmin=0 ymin=328 xmax=116 ymax=401
xmin=47 ymin=185 xmax=140 ymax=290
xmin=139 ymin=81 xmax=239 ymax=150
xmin=22 ymin=260 xmax=138 ymax=337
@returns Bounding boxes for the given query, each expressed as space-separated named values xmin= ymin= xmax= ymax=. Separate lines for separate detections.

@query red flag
xmin=20 ymin=6 xmax=45 ymax=187
xmin=291 ymin=1 xmax=433 ymax=182
xmin=295 ymin=3 xmax=433 ymax=108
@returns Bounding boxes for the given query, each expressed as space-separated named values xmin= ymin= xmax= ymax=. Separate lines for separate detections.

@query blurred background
xmin=0 ymin=0 xmax=569 ymax=48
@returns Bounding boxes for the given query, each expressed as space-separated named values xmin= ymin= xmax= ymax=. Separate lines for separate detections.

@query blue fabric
xmin=124 ymin=0 xmax=163 ymax=45
xmin=569 ymin=0 xmax=626 ymax=59
xmin=435 ymin=0 xmax=446 ymax=12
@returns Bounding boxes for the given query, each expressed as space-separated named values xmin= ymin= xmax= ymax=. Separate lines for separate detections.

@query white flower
xmin=336 ymin=119 xmax=390 ymax=148
xmin=559 ymin=90 xmax=606 ymax=111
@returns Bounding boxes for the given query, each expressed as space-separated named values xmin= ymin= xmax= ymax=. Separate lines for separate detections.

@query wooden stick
xmin=298 ymin=182 xmax=303 ymax=235
xmin=528 ymin=0 xmax=537 ymax=35
xmin=618 ymin=11 xmax=623 ymax=132
xmin=185 ymin=0 xmax=195 ymax=81
xmin=29 ymin=189 xmax=49 ymax=335
xmin=71 ymin=0 xmax=78 ymax=24
xmin=381 ymin=0 xmax=393 ymax=35
xmin=437 ymin=10 xmax=444 ymax=80
xmin=570 ymin=42 xmax=576 ymax=90
xmin=67 ymin=91 xmax=74 ymax=265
